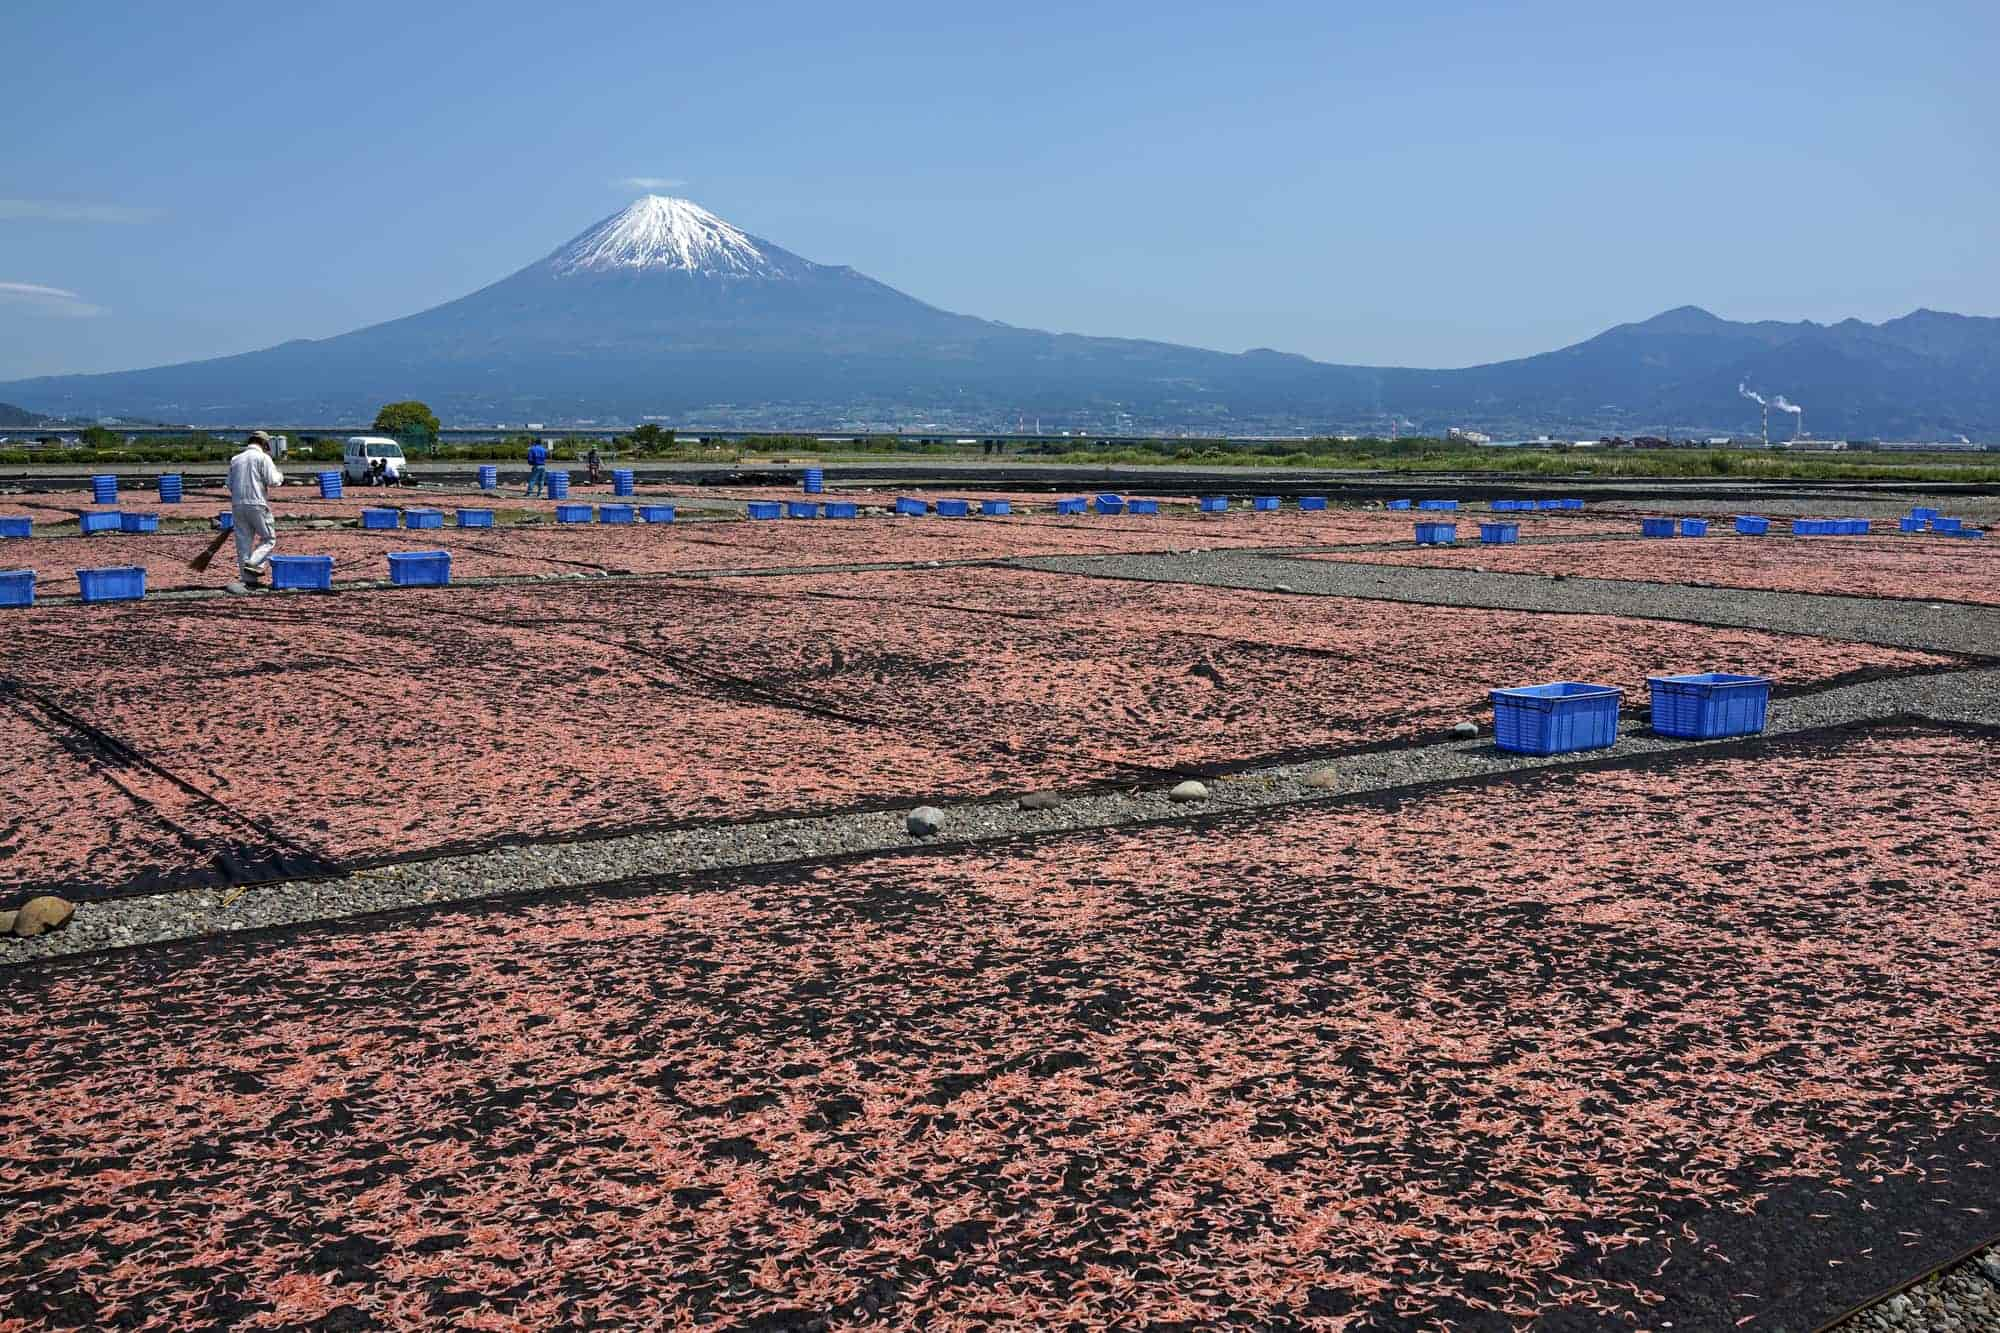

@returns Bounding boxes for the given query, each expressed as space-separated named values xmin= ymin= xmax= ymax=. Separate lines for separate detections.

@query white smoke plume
xmin=1773 ymin=395 xmax=1803 ymax=414
xmin=1738 ymin=383 xmax=1767 ymax=406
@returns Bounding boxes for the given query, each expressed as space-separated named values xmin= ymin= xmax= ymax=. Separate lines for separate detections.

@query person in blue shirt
xmin=524 ymin=440 xmax=549 ymax=498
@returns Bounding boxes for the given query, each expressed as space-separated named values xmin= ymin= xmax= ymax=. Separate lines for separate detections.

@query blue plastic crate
xmin=361 ymin=508 xmax=398 ymax=530
xmin=0 ymin=516 xmax=31 ymax=539
xmin=268 ymin=554 xmax=334 ymax=591
xmin=0 ymin=569 xmax=32 ymax=608
xmin=214 ymin=511 xmax=233 ymax=532
xmin=1252 ymin=496 xmax=1280 ymax=512
xmin=937 ymin=499 xmax=971 ymax=517
xmin=77 ymin=565 xmax=146 ymax=603
xmin=1647 ymin=673 xmax=1770 ymax=739
xmin=640 ymin=504 xmax=677 ymax=523
xmin=91 ymin=474 xmax=118 ymax=504
xmin=1909 ymin=506 xmax=1939 ymax=521
xmin=80 ymin=512 xmax=121 ymax=535
xmin=456 ymin=508 xmax=495 ymax=528
xmin=1489 ymin=682 xmax=1623 ymax=755
xmin=1418 ymin=499 xmax=1459 ymax=511
xmin=1559 ymin=499 xmax=1584 ymax=510
xmin=1679 ymin=518 xmax=1708 ymax=537
xmin=157 ymin=475 xmax=183 ymax=503
xmin=1898 ymin=516 xmax=1924 ymax=533
xmin=1848 ymin=519 xmax=1872 ymax=535
xmin=119 ymin=512 xmax=159 ymax=534
xmin=318 ymin=472 xmax=343 ymax=499
xmin=1537 ymin=498 xmax=1563 ymax=511
xmin=1955 ymin=528 xmax=1986 ymax=540
xmin=599 ymin=504 xmax=636 ymax=524
xmin=1126 ymin=499 xmax=1160 ymax=515
xmin=478 ymin=465 xmax=499 ymax=490
xmin=1197 ymin=496 xmax=1229 ymax=513
xmin=1735 ymin=516 xmax=1769 ymax=535
xmin=782 ymin=501 xmax=817 ymax=519
xmin=556 ymin=503 xmax=594 ymax=523
xmin=1642 ymin=518 xmax=1676 ymax=538
xmin=1055 ymin=498 xmax=1087 ymax=515
xmin=1299 ymin=496 xmax=1327 ymax=511
xmin=1932 ymin=517 xmax=1962 ymax=532
xmin=1385 ymin=499 xmax=1412 ymax=511
xmin=387 ymin=551 xmax=450 ymax=587
xmin=980 ymin=499 xmax=1010 ymax=516
xmin=1414 ymin=521 xmax=1457 ymax=545
xmin=1093 ymin=494 xmax=1125 ymax=515
xmin=403 ymin=508 xmax=443 ymax=530
xmin=896 ymin=497 xmax=928 ymax=516
xmin=822 ymin=501 xmax=857 ymax=519
xmin=1478 ymin=522 xmax=1518 ymax=544
xmin=801 ymin=467 xmax=824 ymax=494
xmin=612 ymin=469 xmax=635 ymax=497
xmin=746 ymin=501 xmax=782 ymax=520
xmin=545 ymin=471 xmax=570 ymax=499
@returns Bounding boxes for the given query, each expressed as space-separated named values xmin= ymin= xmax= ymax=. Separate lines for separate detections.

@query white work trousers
xmin=232 ymin=503 xmax=277 ymax=573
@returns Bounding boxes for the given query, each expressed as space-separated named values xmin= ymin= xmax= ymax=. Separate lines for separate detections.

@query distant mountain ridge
xmin=3 ymin=196 xmax=1994 ymax=439
xmin=0 ymin=401 xmax=51 ymax=429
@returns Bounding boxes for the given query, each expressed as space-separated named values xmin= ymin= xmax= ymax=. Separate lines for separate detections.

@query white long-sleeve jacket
xmin=227 ymin=447 xmax=284 ymax=507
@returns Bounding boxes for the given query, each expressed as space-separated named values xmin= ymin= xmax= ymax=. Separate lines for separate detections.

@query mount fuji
xmin=4 ymin=195 xmax=1997 ymax=437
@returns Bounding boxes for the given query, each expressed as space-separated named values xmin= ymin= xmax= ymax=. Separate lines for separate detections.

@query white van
xmin=344 ymin=436 xmax=408 ymax=484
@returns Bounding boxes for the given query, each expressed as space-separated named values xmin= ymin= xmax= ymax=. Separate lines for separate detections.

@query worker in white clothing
xmin=227 ymin=430 xmax=285 ymax=584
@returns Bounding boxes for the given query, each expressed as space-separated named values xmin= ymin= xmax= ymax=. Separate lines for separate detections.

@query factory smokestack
xmin=1740 ymin=383 xmax=1770 ymax=446
xmin=1774 ymin=395 xmax=1804 ymax=442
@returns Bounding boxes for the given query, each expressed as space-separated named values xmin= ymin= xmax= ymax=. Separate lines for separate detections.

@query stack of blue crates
xmin=157 ymin=475 xmax=183 ymax=504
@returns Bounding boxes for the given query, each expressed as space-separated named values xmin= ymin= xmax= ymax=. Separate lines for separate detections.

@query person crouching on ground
xmin=525 ymin=439 xmax=549 ymax=498
xmin=228 ymin=430 xmax=284 ymax=585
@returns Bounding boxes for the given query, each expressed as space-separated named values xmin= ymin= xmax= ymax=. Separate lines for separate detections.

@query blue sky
xmin=3 ymin=0 xmax=1994 ymax=381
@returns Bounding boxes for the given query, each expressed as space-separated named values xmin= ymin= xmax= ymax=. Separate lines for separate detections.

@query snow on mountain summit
xmin=549 ymin=196 xmax=788 ymax=278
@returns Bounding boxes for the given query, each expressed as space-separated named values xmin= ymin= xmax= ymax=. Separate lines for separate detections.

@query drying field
xmin=0 ymin=568 xmax=1955 ymax=898
xmin=1307 ymin=532 xmax=2000 ymax=606
xmin=3 ymin=724 xmax=1995 ymax=1330
xmin=3 ymin=480 xmax=1997 ymax=1333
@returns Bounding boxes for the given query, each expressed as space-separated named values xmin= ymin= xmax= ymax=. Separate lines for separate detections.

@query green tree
xmin=620 ymin=423 xmax=675 ymax=453
xmin=79 ymin=425 xmax=124 ymax=450
xmin=372 ymin=400 xmax=440 ymax=436
xmin=372 ymin=400 xmax=441 ymax=455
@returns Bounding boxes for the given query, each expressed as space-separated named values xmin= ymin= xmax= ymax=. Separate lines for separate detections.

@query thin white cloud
xmin=0 ymin=198 xmax=162 ymax=224
xmin=617 ymin=176 xmax=687 ymax=192
xmin=0 ymin=281 xmax=104 ymax=317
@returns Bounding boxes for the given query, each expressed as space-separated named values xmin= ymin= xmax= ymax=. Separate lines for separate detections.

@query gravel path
xmin=1833 ymin=1245 xmax=2000 ymax=1332
xmin=1015 ymin=551 xmax=2000 ymax=656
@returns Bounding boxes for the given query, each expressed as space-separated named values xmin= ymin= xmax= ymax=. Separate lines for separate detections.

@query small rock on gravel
xmin=1301 ymin=768 xmax=1339 ymax=789
xmin=905 ymin=806 xmax=945 ymax=837
xmin=1017 ymin=792 xmax=1062 ymax=811
xmin=224 ymin=581 xmax=249 ymax=596
xmin=12 ymin=896 xmax=75 ymax=938
xmin=1453 ymin=721 xmax=1479 ymax=737
xmin=1168 ymin=780 xmax=1209 ymax=803
xmin=0 ymin=910 xmax=15 ymax=936
xmin=1272 ymin=584 xmax=1294 ymax=593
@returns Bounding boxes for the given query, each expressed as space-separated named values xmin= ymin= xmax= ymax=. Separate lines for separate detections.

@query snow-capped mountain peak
xmin=549 ymin=196 xmax=784 ymax=278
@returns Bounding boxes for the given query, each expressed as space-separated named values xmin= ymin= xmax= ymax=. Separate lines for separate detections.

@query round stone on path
xmin=1453 ymin=721 xmax=1479 ymax=738
xmin=906 ymin=806 xmax=945 ymax=838
xmin=1017 ymin=792 xmax=1062 ymax=811
xmin=1301 ymin=768 xmax=1339 ymax=789
xmin=1168 ymin=780 xmax=1209 ymax=803
xmin=1272 ymin=584 xmax=1294 ymax=593
xmin=11 ymin=896 xmax=75 ymax=938
xmin=224 ymin=581 xmax=249 ymax=596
